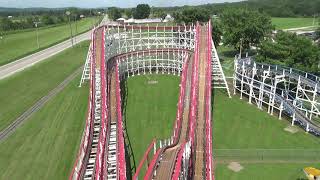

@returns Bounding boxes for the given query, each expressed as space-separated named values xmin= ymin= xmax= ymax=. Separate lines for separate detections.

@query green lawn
xmin=213 ymin=91 xmax=320 ymax=149
xmin=0 ymin=17 xmax=100 ymax=66
xmin=215 ymin=163 xmax=317 ymax=180
xmin=0 ymin=76 xmax=88 ymax=180
xmin=272 ymin=17 xmax=317 ymax=30
xmin=0 ymin=41 xmax=89 ymax=131
xmin=213 ymin=91 xmax=320 ymax=179
xmin=123 ymin=75 xmax=180 ymax=177
xmin=123 ymin=75 xmax=320 ymax=178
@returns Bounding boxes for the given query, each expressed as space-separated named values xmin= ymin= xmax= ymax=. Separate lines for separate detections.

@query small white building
xmin=7 ymin=16 xmax=13 ymax=19
xmin=133 ymin=18 xmax=162 ymax=24
xmin=163 ymin=14 xmax=174 ymax=23
xmin=116 ymin=18 xmax=126 ymax=24
xmin=117 ymin=18 xmax=163 ymax=24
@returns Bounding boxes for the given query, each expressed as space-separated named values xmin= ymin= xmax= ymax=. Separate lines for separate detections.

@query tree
xmin=221 ymin=8 xmax=273 ymax=51
xmin=153 ymin=9 xmax=167 ymax=20
xmin=212 ymin=20 xmax=223 ymax=46
xmin=174 ymin=8 xmax=210 ymax=24
xmin=124 ymin=9 xmax=132 ymax=18
xmin=42 ymin=15 xmax=54 ymax=25
xmin=316 ymin=19 xmax=320 ymax=40
xmin=108 ymin=7 xmax=122 ymax=21
xmin=132 ymin=4 xmax=151 ymax=19
xmin=0 ymin=17 xmax=13 ymax=31
xmin=56 ymin=15 xmax=66 ymax=24
xmin=256 ymin=31 xmax=320 ymax=74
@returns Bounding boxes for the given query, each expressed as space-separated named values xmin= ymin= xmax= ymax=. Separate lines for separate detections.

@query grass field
xmin=215 ymin=163 xmax=317 ymax=180
xmin=0 ymin=17 xmax=100 ymax=66
xmin=123 ymin=75 xmax=180 ymax=176
xmin=213 ymin=90 xmax=320 ymax=179
xmin=272 ymin=17 xmax=317 ymax=30
xmin=213 ymin=91 xmax=320 ymax=149
xmin=0 ymin=41 xmax=89 ymax=131
xmin=123 ymin=75 xmax=320 ymax=178
xmin=0 ymin=76 xmax=88 ymax=180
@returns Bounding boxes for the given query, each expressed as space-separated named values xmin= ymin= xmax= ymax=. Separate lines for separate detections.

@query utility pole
xmin=66 ymin=11 xmax=74 ymax=47
xmin=313 ymin=14 xmax=316 ymax=26
xmin=0 ymin=33 xmax=3 ymax=44
xmin=239 ymin=38 xmax=243 ymax=59
xmin=34 ymin=21 xmax=41 ymax=49
xmin=74 ymin=15 xmax=78 ymax=45
xmin=90 ymin=9 xmax=94 ymax=28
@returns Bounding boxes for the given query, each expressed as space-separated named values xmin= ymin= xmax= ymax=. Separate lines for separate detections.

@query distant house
xmin=295 ymin=31 xmax=317 ymax=40
xmin=133 ymin=18 xmax=162 ymax=24
xmin=163 ymin=14 xmax=174 ymax=23
xmin=80 ymin=15 xmax=85 ymax=18
xmin=116 ymin=18 xmax=126 ymax=24
xmin=125 ymin=18 xmax=135 ymax=24
xmin=116 ymin=18 xmax=163 ymax=25
xmin=7 ymin=16 xmax=13 ymax=19
xmin=212 ymin=15 xmax=219 ymax=19
xmin=273 ymin=29 xmax=318 ymax=42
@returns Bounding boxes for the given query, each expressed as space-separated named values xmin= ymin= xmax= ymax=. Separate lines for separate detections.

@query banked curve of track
xmin=70 ymin=22 xmax=215 ymax=180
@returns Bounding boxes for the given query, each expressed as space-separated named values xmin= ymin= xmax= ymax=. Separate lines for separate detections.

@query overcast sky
xmin=0 ymin=0 xmax=242 ymax=8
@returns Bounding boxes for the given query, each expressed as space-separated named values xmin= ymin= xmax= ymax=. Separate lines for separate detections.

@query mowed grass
xmin=272 ymin=17 xmax=316 ymax=30
xmin=0 ymin=17 xmax=100 ymax=65
xmin=0 ymin=76 xmax=88 ymax=180
xmin=213 ymin=91 xmax=320 ymax=149
xmin=123 ymin=75 xmax=320 ymax=178
xmin=123 ymin=75 xmax=180 ymax=175
xmin=0 ymin=41 xmax=89 ymax=131
xmin=215 ymin=163 xmax=318 ymax=180
xmin=213 ymin=91 xmax=320 ymax=179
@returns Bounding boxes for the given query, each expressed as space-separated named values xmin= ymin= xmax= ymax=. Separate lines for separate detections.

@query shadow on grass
xmin=218 ymin=47 xmax=237 ymax=63
xmin=220 ymin=49 xmax=238 ymax=58
xmin=120 ymin=77 xmax=136 ymax=179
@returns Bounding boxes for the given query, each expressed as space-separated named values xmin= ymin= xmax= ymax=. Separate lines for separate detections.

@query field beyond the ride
xmin=0 ymin=41 xmax=90 ymax=179
xmin=123 ymin=75 xmax=320 ymax=179
xmin=0 ymin=41 xmax=89 ymax=131
xmin=215 ymin=163 xmax=318 ymax=180
xmin=213 ymin=91 xmax=320 ymax=149
xmin=0 ymin=17 xmax=100 ymax=66
xmin=0 ymin=76 xmax=88 ymax=180
xmin=272 ymin=17 xmax=317 ymax=30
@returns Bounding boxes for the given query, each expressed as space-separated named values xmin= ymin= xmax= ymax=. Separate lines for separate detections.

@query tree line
xmin=0 ymin=8 xmax=100 ymax=31
xmin=107 ymin=4 xmax=151 ymax=21
xmin=157 ymin=0 xmax=320 ymax=17
xmin=216 ymin=8 xmax=320 ymax=75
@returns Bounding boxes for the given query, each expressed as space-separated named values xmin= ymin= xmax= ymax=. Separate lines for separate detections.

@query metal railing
xmin=205 ymin=21 xmax=214 ymax=180
xmin=69 ymin=28 xmax=97 ymax=180
xmin=115 ymin=62 xmax=127 ymax=180
xmin=94 ymin=27 xmax=109 ymax=180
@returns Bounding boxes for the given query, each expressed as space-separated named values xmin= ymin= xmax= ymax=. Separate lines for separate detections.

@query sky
xmin=0 ymin=0 xmax=242 ymax=8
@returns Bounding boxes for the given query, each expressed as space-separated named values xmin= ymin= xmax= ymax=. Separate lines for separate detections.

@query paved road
xmin=0 ymin=14 xmax=113 ymax=80
xmin=0 ymin=31 xmax=91 ymax=80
